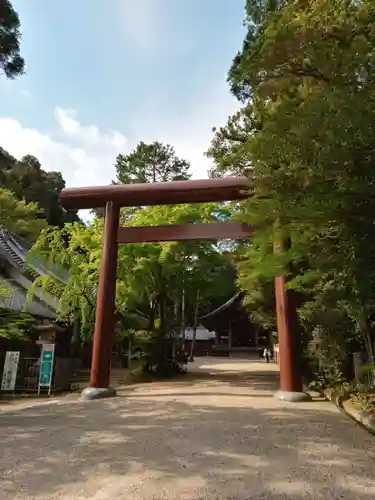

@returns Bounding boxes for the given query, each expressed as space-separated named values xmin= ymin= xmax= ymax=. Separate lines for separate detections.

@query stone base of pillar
xmin=81 ymin=387 xmax=117 ymax=401
xmin=275 ymin=390 xmax=311 ymax=402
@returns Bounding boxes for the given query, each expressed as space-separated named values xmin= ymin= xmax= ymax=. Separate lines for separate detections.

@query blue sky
xmin=0 ymin=0 xmax=245 ymax=188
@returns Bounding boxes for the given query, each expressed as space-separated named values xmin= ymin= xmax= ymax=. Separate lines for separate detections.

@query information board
xmin=38 ymin=343 xmax=55 ymax=395
xmin=1 ymin=351 xmax=20 ymax=391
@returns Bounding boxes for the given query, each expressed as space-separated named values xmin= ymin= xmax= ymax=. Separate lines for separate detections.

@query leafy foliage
xmin=0 ymin=188 xmax=48 ymax=239
xmin=91 ymin=140 xmax=192 ymax=219
xmin=0 ymin=0 xmax=25 ymax=79
xmin=0 ymin=152 xmax=79 ymax=226
xmin=207 ymin=0 xmax=375 ymax=385
xmin=115 ymin=141 xmax=191 ymax=184
xmin=29 ymin=204 xmax=236 ymax=353
xmin=27 ymin=222 xmax=100 ymax=341
xmin=0 ymin=307 xmax=36 ymax=340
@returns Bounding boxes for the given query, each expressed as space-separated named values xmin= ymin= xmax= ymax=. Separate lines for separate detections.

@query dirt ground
xmin=0 ymin=358 xmax=374 ymax=499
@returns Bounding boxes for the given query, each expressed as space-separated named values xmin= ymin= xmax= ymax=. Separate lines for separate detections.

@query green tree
xmin=0 ymin=307 xmax=36 ymax=340
xmin=115 ymin=141 xmax=191 ymax=184
xmin=208 ymin=0 xmax=375 ymax=378
xmin=92 ymin=141 xmax=192 ymax=218
xmin=0 ymin=187 xmax=47 ymax=308
xmin=116 ymin=203 xmax=235 ymax=336
xmin=0 ymin=0 xmax=25 ymax=79
xmin=27 ymin=221 xmax=100 ymax=342
xmin=0 ymin=146 xmax=16 ymax=173
xmin=29 ymin=204 xmax=236 ymax=355
xmin=0 ymin=187 xmax=47 ymax=239
xmin=0 ymin=150 xmax=80 ymax=226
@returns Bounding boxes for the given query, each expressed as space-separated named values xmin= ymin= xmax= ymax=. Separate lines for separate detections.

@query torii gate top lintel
xmin=59 ymin=176 xmax=251 ymax=210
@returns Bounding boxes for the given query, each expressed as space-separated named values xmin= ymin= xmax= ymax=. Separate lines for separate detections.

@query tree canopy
xmin=0 ymin=307 xmax=36 ymax=340
xmin=29 ymin=203 xmax=236 ymax=343
xmin=92 ymin=140 xmax=191 ymax=218
xmin=0 ymin=148 xmax=80 ymax=227
xmin=207 ymin=0 xmax=375 ymax=379
xmin=0 ymin=0 xmax=25 ymax=79
xmin=115 ymin=141 xmax=191 ymax=184
xmin=0 ymin=188 xmax=47 ymax=239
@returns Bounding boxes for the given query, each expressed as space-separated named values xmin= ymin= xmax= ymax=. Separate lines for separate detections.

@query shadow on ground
xmin=0 ymin=368 xmax=374 ymax=499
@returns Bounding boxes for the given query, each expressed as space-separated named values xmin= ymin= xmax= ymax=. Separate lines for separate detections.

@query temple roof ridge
xmin=199 ymin=291 xmax=245 ymax=323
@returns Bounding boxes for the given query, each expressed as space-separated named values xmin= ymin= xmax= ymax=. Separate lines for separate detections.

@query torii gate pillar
xmin=274 ymin=275 xmax=310 ymax=402
xmin=273 ymin=235 xmax=310 ymax=402
xmin=81 ymin=201 xmax=120 ymax=400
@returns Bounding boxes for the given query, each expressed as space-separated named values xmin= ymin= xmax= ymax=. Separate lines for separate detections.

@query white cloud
xmin=54 ymin=108 xmax=127 ymax=150
xmin=0 ymin=82 xmax=238 ymax=186
xmin=54 ymin=107 xmax=81 ymax=136
xmin=0 ymin=110 xmax=127 ymax=223
xmin=0 ymin=83 xmax=239 ymax=221
xmin=0 ymin=111 xmax=122 ymax=189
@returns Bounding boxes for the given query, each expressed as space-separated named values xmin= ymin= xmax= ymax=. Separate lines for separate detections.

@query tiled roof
xmin=0 ymin=227 xmax=29 ymax=270
xmin=0 ymin=226 xmax=68 ymax=281
xmin=0 ymin=226 xmax=68 ymax=318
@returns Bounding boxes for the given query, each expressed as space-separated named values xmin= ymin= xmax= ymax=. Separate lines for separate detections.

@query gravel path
xmin=0 ymin=359 xmax=374 ymax=499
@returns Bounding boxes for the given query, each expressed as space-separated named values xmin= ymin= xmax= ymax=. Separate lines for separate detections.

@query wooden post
xmin=82 ymin=201 xmax=120 ymax=400
xmin=274 ymin=234 xmax=310 ymax=401
xmin=228 ymin=323 xmax=232 ymax=351
xmin=274 ymin=275 xmax=302 ymax=391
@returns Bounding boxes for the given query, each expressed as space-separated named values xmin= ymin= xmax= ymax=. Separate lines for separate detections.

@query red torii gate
xmin=60 ymin=177 xmax=309 ymax=402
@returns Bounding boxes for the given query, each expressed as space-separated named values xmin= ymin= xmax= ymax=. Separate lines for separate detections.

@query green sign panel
xmin=38 ymin=344 xmax=55 ymax=393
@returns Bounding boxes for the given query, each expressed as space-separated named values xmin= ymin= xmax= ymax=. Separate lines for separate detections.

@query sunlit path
xmin=0 ymin=358 xmax=374 ymax=499
xmin=188 ymin=356 xmax=280 ymax=375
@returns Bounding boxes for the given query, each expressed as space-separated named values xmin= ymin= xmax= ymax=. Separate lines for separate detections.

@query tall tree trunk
xmin=189 ymin=288 xmax=200 ymax=362
xmin=148 ymin=299 xmax=155 ymax=331
xmin=180 ymin=286 xmax=185 ymax=338
xmin=159 ymin=293 xmax=166 ymax=334
xmin=174 ymin=297 xmax=180 ymax=328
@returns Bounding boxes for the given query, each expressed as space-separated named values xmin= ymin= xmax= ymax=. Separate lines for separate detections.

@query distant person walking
xmin=263 ymin=347 xmax=271 ymax=364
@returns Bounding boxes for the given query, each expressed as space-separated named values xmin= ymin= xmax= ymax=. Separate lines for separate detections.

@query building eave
xmin=200 ymin=292 xmax=244 ymax=320
xmin=0 ymin=226 xmax=68 ymax=317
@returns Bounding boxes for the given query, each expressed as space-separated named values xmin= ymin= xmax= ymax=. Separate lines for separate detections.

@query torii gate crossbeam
xmin=59 ymin=177 xmax=309 ymax=402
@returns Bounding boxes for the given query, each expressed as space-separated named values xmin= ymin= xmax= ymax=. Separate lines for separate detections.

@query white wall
xmin=184 ymin=326 xmax=215 ymax=341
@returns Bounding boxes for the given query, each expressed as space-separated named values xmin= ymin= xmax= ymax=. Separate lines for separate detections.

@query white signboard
xmin=1 ymin=351 xmax=20 ymax=391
